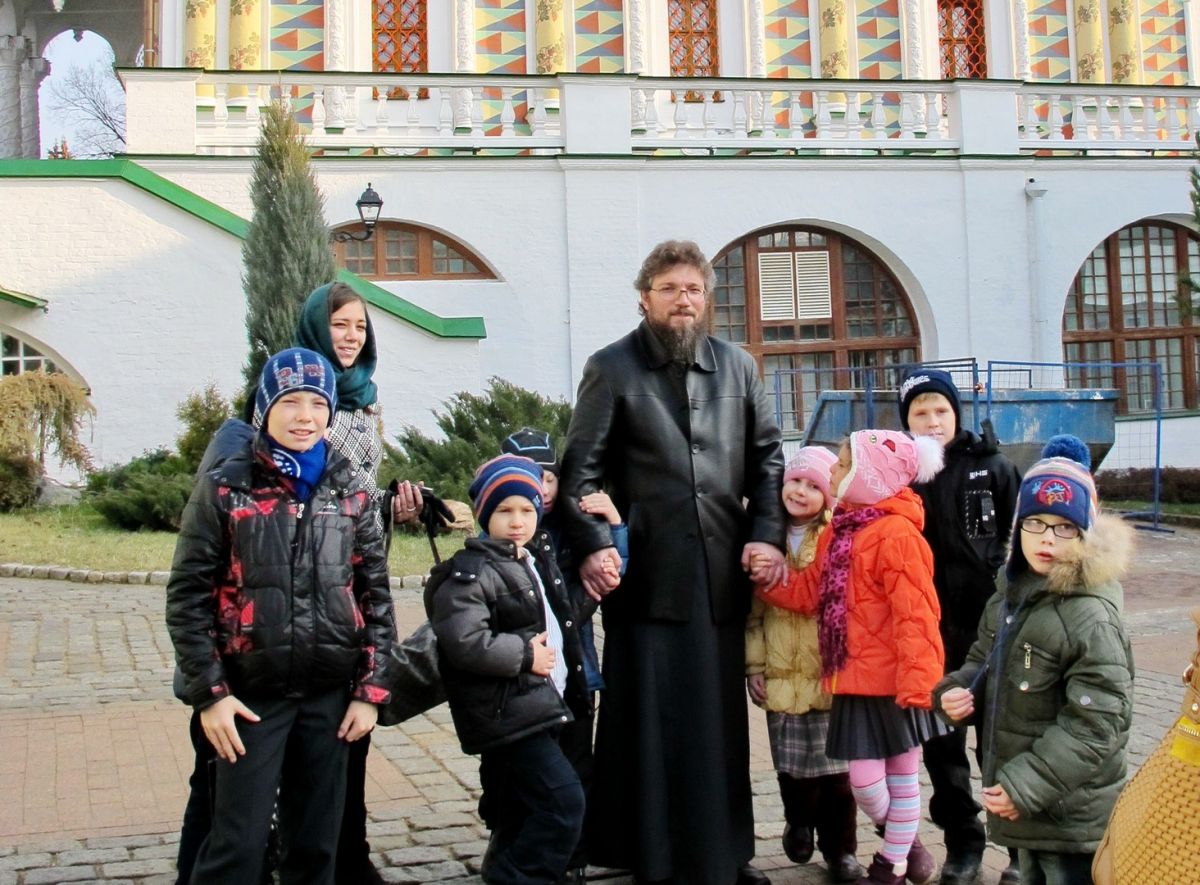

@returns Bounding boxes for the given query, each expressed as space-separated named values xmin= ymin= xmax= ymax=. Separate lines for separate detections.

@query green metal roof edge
xmin=336 ymin=269 xmax=486 ymax=339
xmin=0 ymin=159 xmax=486 ymax=339
xmin=0 ymin=158 xmax=249 ymax=237
xmin=0 ymin=285 xmax=48 ymax=311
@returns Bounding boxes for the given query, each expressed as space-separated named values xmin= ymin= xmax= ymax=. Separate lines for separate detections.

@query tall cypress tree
xmin=240 ymin=100 xmax=335 ymax=396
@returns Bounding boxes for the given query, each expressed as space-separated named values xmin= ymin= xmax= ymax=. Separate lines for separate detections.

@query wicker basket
xmin=1093 ymin=609 xmax=1200 ymax=885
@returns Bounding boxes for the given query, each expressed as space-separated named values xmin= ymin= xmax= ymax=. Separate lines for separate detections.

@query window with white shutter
xmin=710 ymin=225 xmax=921 ymax=434
xmin=795 ymin=252 xmax=832 ymax=319
xmin=758 ymin=252 xmax=796 ymax=321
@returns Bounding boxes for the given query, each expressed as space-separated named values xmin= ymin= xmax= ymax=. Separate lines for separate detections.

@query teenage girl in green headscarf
xmin=295 ymin=281 xmax=422 ymax=885
xmin=295 ymin=281 xmax=424 ymax=533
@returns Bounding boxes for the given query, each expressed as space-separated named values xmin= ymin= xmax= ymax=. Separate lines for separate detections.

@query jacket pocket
xmin=493 ymin=678 xmax=515 ymax=719
xmin=327 ymin=581 xmax=365 ymax=629
xmin=1005 ymin=641 xmax=1062 ymax=721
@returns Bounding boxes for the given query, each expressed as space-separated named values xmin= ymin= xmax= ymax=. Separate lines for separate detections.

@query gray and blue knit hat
xmin=255 ymin=347 xmax=338 ymax=422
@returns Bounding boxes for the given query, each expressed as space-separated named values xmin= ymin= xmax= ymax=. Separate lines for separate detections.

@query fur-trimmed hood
xmin=1009 ymin=511 xmax=1134 ymax=599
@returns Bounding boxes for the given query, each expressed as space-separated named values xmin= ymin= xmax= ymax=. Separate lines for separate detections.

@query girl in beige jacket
xmin=745 ymin=447 xmax=861 ymax=883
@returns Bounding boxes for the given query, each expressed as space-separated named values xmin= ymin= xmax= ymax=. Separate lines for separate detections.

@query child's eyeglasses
xmin=1020 ymin=517 xmax=1081 ymax=539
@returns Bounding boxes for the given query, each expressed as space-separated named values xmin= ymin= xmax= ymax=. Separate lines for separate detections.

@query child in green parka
xmin=934 ymin=446 xmax=1134 ymax=885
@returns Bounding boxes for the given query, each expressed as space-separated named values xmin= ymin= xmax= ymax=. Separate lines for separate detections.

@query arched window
xmin=938 ymin=0 xmax=987 ymax=79
xmin=2 ymin=331 xmax=56 ymax=376
xmin=1062 ymin=220 xmax=1200 ymax=413
xmin=668 ymin=0 xmax=718 ymax=77
xmin=712 ymin=226 xmax=921 ymax=432
xmin=333 ymin=222 xmax=495 ymax=281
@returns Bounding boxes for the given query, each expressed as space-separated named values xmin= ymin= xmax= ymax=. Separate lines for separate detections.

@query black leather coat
xmin=166 ymin=436 xmax=396 ymax=709
xmin=560 ymin=321 xmax=786 ymax=624
xmin=424 ymin=535 xmax=590 ymax=754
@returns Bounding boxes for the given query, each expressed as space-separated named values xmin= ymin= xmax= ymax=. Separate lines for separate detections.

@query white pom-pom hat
xmin=836 ymin=429 xmax=944 ymax=506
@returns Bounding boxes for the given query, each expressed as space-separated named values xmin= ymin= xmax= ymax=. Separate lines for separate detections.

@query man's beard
xmin=648 ymin=312 xmax=709 ymax=365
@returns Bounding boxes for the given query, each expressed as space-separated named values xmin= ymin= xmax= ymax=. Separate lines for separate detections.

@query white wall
xmin=9 ymin=145 xmax=1198 ymax=473
xmin=0 ymin=175 xmax=482 ymax=473
xmin=0 ymin=178 xmax=246 ymax=470
xmin=1106 ymin=415 xmax=1200 ymax=470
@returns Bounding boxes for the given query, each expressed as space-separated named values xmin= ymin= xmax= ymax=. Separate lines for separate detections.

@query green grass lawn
xmin=1105 ymin=500 xmax=1200 ymax=516
xmin=0 ymin=503 xmax=460 ymax=576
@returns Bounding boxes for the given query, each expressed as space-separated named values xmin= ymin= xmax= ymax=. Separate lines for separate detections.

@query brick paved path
xmin=1 ymin=524 xmax=1197 ymax=884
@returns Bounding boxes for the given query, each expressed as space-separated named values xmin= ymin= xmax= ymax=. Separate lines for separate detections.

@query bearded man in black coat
xmin=561 ymin=240 xmax=786 ymax=885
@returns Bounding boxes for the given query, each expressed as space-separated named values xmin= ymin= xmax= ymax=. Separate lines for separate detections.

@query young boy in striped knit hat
xmin=424 ymin=455 xmax=592 ymax=884
xmin=935 ymin=446 xmax=1134 ymax=885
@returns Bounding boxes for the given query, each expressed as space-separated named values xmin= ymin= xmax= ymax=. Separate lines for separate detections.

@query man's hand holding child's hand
xmin=530 ymin=631 xmax=556 ymax=676
xmin=580 ymin=549 xmax=622 ymax=601
xmin=745 ymin=548 xmax=783 ymax=588
xmin=200 ymin=695 xmax=261 ymax=763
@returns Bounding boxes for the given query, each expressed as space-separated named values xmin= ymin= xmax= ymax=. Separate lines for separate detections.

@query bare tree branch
xmin=46 ymin=52 xmax=126 ymax=158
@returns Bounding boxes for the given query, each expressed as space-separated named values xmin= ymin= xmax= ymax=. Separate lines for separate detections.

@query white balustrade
xmin=1017 ymin=83 xmax=1198 ymax=151
xmin=117 ymin=68 xmax=1200 ymax=157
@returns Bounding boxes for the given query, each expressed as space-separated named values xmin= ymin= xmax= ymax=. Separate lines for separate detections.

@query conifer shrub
xmin=382 ymin=378 xmax=572 ymax=503
xmin=0 ymin=454 xmax=40 ymax=512
xmin=86 ymin=449 xmax=194 ymax=531
xmin=176 ymin=384 xmax=231 ymax=475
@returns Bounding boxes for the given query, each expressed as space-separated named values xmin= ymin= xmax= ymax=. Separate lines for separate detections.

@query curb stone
xmin=2 ymin=563 xmax=431 ymax=590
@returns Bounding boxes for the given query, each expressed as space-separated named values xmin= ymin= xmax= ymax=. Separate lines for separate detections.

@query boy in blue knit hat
xmin=425 ymin=454 xmax=591 ymax=884
xmin=898 ymin=366 xmax=1022 ymax=885
xmin=935 ymin=454 xmax=1134 ymax=885
xmin=166 ymin=347 xmax=396 ymax=885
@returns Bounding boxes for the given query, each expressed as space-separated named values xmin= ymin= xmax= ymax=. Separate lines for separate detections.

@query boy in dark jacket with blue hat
xmin=426 ymin=454 xmax=590 ymax=884
xmin=166 ymin=347 xmax=395 ymax=885
xmin=898 ymin=367 xmax=1022 ymax=884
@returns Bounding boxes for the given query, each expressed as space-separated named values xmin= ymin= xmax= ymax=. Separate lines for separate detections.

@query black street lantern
xmin=332 ymin=183 xmax=383 ymax=242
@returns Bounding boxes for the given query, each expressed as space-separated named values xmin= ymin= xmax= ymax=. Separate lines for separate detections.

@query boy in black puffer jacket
xmin=426 ymin=454 xmax=591 ymax=885
xmin=166 ymin=348 xmax=395 ymax=885
xmin=898 ymin=367 xmax=1022 ymax=885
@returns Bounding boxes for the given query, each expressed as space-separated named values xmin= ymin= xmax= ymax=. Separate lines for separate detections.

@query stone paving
xmin=1 ymin=523 xmax=1197 ymax=884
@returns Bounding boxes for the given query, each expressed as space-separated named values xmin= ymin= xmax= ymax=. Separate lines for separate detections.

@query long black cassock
xmin=561 ymin=320 xmax=785 ymax=885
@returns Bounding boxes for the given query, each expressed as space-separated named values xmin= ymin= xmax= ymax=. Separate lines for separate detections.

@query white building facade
xmin=2 ymin=0 xmax=1199 ymax=472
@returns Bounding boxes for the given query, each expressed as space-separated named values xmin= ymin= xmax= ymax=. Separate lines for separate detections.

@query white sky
xmin=38 ymin=29 xmax=122 ymax=157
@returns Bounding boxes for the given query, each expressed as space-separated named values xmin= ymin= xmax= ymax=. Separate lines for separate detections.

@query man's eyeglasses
xmin=650 ymin=285 xmax=706 ymax=299
xmin=1020 ymin=517 xmax=1081 ymax=540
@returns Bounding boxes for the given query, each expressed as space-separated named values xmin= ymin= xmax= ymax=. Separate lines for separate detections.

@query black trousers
xmin=923 ymin=723 xmax=987 ymax=857
xmin=176 ymin=710 xmax=216 ymax=885
xmin=557 ymin=711 xmax=595 ymax=870
xmin=778 ymin=772 xmax=858 ymax=858
xmin=189 ymin=689 xmax=350 ymax=885
xmin=478 ymin=729 xmax=585 ymax=884
xmin=335 ymin=734 xmax=372 ymax=877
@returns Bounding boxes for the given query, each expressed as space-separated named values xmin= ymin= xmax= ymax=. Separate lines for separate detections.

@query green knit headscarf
xmin=294 ymin=282 xmax=379 ymax=411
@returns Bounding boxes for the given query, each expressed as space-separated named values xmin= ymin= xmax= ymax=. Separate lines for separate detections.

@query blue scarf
xmin=266 ymin=436 xmax=327 ymax=503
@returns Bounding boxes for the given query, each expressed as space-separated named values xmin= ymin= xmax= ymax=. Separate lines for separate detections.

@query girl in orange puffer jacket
xmin=758 ymin=430 xmax=946 ymax=885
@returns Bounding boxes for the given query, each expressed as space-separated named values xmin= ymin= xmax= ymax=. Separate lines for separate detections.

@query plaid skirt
xmin=826 ymin=694 xmax=950 ymax=761
xmin=766 ymin=710 xmax=848 ymax=779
